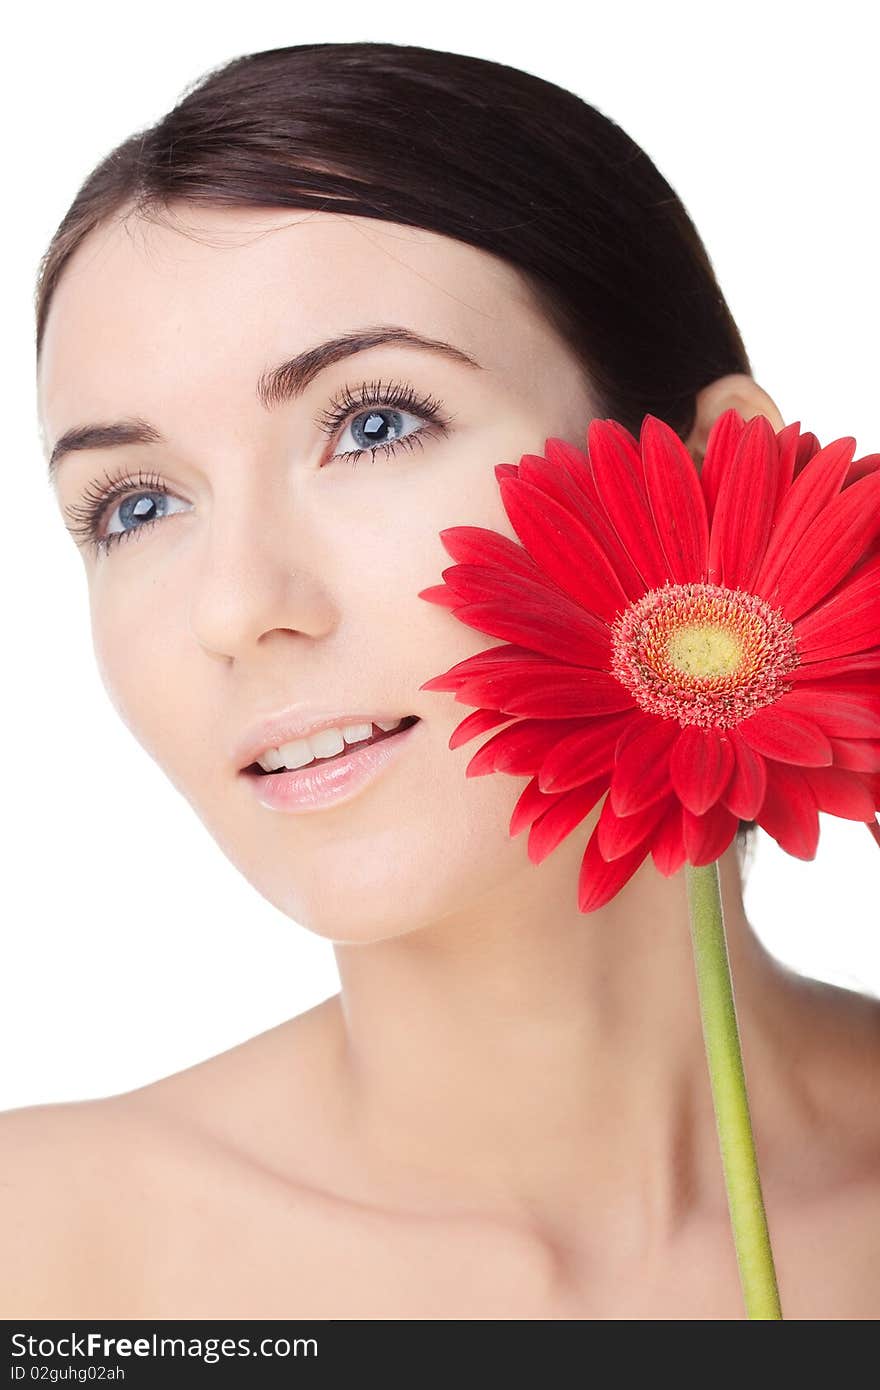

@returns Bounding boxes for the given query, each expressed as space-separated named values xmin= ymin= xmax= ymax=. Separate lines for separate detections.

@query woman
xmin=6 ymin=41 xmax=879 ymax=1319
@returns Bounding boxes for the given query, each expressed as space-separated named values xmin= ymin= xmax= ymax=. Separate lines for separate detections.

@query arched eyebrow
xmin=46 ymin=324 xmax=483 ymax=482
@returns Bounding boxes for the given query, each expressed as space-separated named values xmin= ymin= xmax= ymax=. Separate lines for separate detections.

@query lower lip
xmin=242 ymin=719 xmax=421 ymax=813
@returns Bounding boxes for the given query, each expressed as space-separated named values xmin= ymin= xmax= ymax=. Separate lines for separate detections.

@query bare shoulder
xmin=0 ymin=1000 xmax=346 ymax=1318
xmin=0 ymin=1093 xmax=138 ymax=1208
xmin=770 ymin=973 xmax=880 ymax=1318
xmin=0 ymin=1095 xmax=155 ymax=1316
xmin=118 ymin=995 xmax=347 ymax=1168
xmin=799 ymin=975 xmax=880 ymax=1147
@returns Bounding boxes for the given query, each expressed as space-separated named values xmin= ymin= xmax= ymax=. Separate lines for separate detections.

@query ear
xmin=684 ymin=374 xmax=784 ymax=467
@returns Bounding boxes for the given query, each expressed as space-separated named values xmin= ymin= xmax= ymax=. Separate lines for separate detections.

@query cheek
xmin=89 ymin=585 xmax=192 ymax=771
xmin=79 ymin=432 xmax=551 ymax=941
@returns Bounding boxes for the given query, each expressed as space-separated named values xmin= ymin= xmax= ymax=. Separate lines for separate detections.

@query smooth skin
xmin=5 ymin=204 xmax=879 ymax=1319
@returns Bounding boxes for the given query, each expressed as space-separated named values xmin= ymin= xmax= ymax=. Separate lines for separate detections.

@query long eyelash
xmin=64 ymin=467 xmax=170 ymax=554
xmin=315 ymin=376 xmax=451 ymax=467
xmin=64 ymin=378 xmax=451 ymax=555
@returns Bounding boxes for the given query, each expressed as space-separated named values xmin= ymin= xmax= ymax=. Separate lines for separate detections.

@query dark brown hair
xmin=33 ymin=40 xmax=758 ymax=863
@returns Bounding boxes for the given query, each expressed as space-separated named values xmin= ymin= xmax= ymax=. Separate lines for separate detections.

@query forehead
xmin=37 ymin=204 xmax=543 ymax=447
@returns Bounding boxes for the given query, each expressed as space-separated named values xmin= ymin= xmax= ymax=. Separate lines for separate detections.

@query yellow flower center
xmin=609 ymin=581 xmax=800 ymax=728
xmin=665 ymin=625 xmax=743 ymax=680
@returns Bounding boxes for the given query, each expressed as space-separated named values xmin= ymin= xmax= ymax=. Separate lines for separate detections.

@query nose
xmin=187 ymin=483 xmax=337 ymax=658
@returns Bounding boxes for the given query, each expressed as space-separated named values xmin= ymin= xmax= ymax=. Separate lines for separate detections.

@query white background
xmin=2 ymin=0 xmax=877 ymax=1111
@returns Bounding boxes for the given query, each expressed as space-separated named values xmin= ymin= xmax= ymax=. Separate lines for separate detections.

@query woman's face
xmin=37 ymin=204 xmax=596 ymax=942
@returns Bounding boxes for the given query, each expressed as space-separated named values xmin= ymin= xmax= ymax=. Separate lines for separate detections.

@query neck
xmin=330 ymin=836 xmax=800 ymax=1250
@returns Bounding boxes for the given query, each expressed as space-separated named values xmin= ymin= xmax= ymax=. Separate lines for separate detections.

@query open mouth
xmin=244 ymin=715 xmax=421 ymax=776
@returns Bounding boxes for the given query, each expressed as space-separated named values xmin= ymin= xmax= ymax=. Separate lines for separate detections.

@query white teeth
xmin=341 ymin=721 xmax=375 ymax=744
xmin=259 ymin=746 xmax=289 ymax=772
xmin=309 ymin=727 xmax=347 ymax=760
xmin=255 ymin=716 xmax=408 ymax=772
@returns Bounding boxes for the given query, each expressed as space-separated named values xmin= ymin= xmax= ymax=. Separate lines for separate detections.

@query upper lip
xmin=235 ymin=708 xmax=418 ymax=771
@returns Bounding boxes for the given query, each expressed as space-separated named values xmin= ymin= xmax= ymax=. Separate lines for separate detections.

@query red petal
xmin=815 ymin=672 xmax=880 ymax=694
xmin=776 ymin=685 xmax=880 ymax=740
xmin=843 ymin=453 xmax=880 ymax=487
xmin=681 ymin=801 xmax=739 ymax=865
xmin=706 ymin=414 xmax=780 ymax=589
xmin=755 ymin=762 xmax=820 ymax=858
xmin=770 ymin=422 xmax=801 ymax=519
xmin=456 ymin=664 xmax=635 ymax=719
xmin=798 ymin=766 xmax=878 ymax=821
xmin=496 ymin=464 xmax=520 ymax=485
xmin=544 ymin=437 xmax=649 ymax=599
xmin=578 ymin=818 xmax=652 ymax=912
xmin=771 ymin=471 xmax=880 ymax=622
xmin=538 ymin=711 xmax=636 ymax=793
xmin=651 ymin=801 xmax=688 ymax=876
xmin=586 ymin=419 xmax=670 ymax=589
xmin=609 ymin=718 xmax=680 ymax=815
xmin=543 ymin=436 xmax=601 ymax=508
xmin=790 ymin=651 xmax=880 ymax=683
xmin=791 ymin=552 xmax=880 ymax=660
xmin=449 ymin=706 xmax=517 ymax=750
xmin=722 ymin=729 xmax=768 ymax=819
xmin=497 ymin=474 xmax=630 ymax=622
xmin=526 ymin=777 xmax=608 ymax=864
xmin=464 ymin=716 xmax=584 ymax=777
xmin=596 ymin=792 xmax=670 ymax=860
xmin=518 ymin=450 xmax=597 ymax=515
xmin=669 ymin=725 xmax=736 ymax=815
xmin=442 ymin=560 xmax=608 ymax=622
xmin=698 ymin=408 xmax=746 ymax=527
xmin=438 ymin=524 xmax=542 ymax=580
xmin=442 ymin=561 xmax=614 ymax=658
xmin=752 ymin=436 xmax=856 ymax=601
xmin=421 ymin=643 xmax=557 ymax=694
xmin=737 ymin=702 xmax=833 ymax=765
xmin=614 ymin=710 xmax=665 ymax=758
xmin=641 ymin=416 xmax=709 ymax=581
xmin=792 ymin=430 xmax=822 ymax=478
xmin=441 ymin=591 xmax=610 ymax=669
xmin=509 ymin=776 xmax=557 ymax=837
xmin=417 ymin=582 xmax=460 ymax=609
xmin=829 ymin=737 xmax=880 ymax=772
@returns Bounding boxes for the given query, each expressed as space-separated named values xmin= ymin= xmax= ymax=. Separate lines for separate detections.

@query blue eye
xmin=64 ymin=468 xmax=190 ymax=557
xmin=331 ymin=406 xmax=434 ymax=466
xmin=63 ymin=377 xmax=451 ymax=556
xmin=317 ymin=376 xmax=449 ymax=467
xmin=104 ymin=489 xmax=190 ymax=544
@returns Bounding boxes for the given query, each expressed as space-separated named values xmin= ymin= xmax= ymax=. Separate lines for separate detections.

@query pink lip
xmin=240 ymin=717 xmax=421 ymax=813
xmin=234 ymin=709 xmax=416 ymax=773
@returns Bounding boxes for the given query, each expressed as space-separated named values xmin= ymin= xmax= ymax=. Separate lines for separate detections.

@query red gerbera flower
xmin=417 ymin=409 xmax=880 ymax=912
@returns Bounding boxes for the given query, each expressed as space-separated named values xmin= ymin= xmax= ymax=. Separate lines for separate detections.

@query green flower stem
xmin=684 ymin=860 xmax=783 ymax=1320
